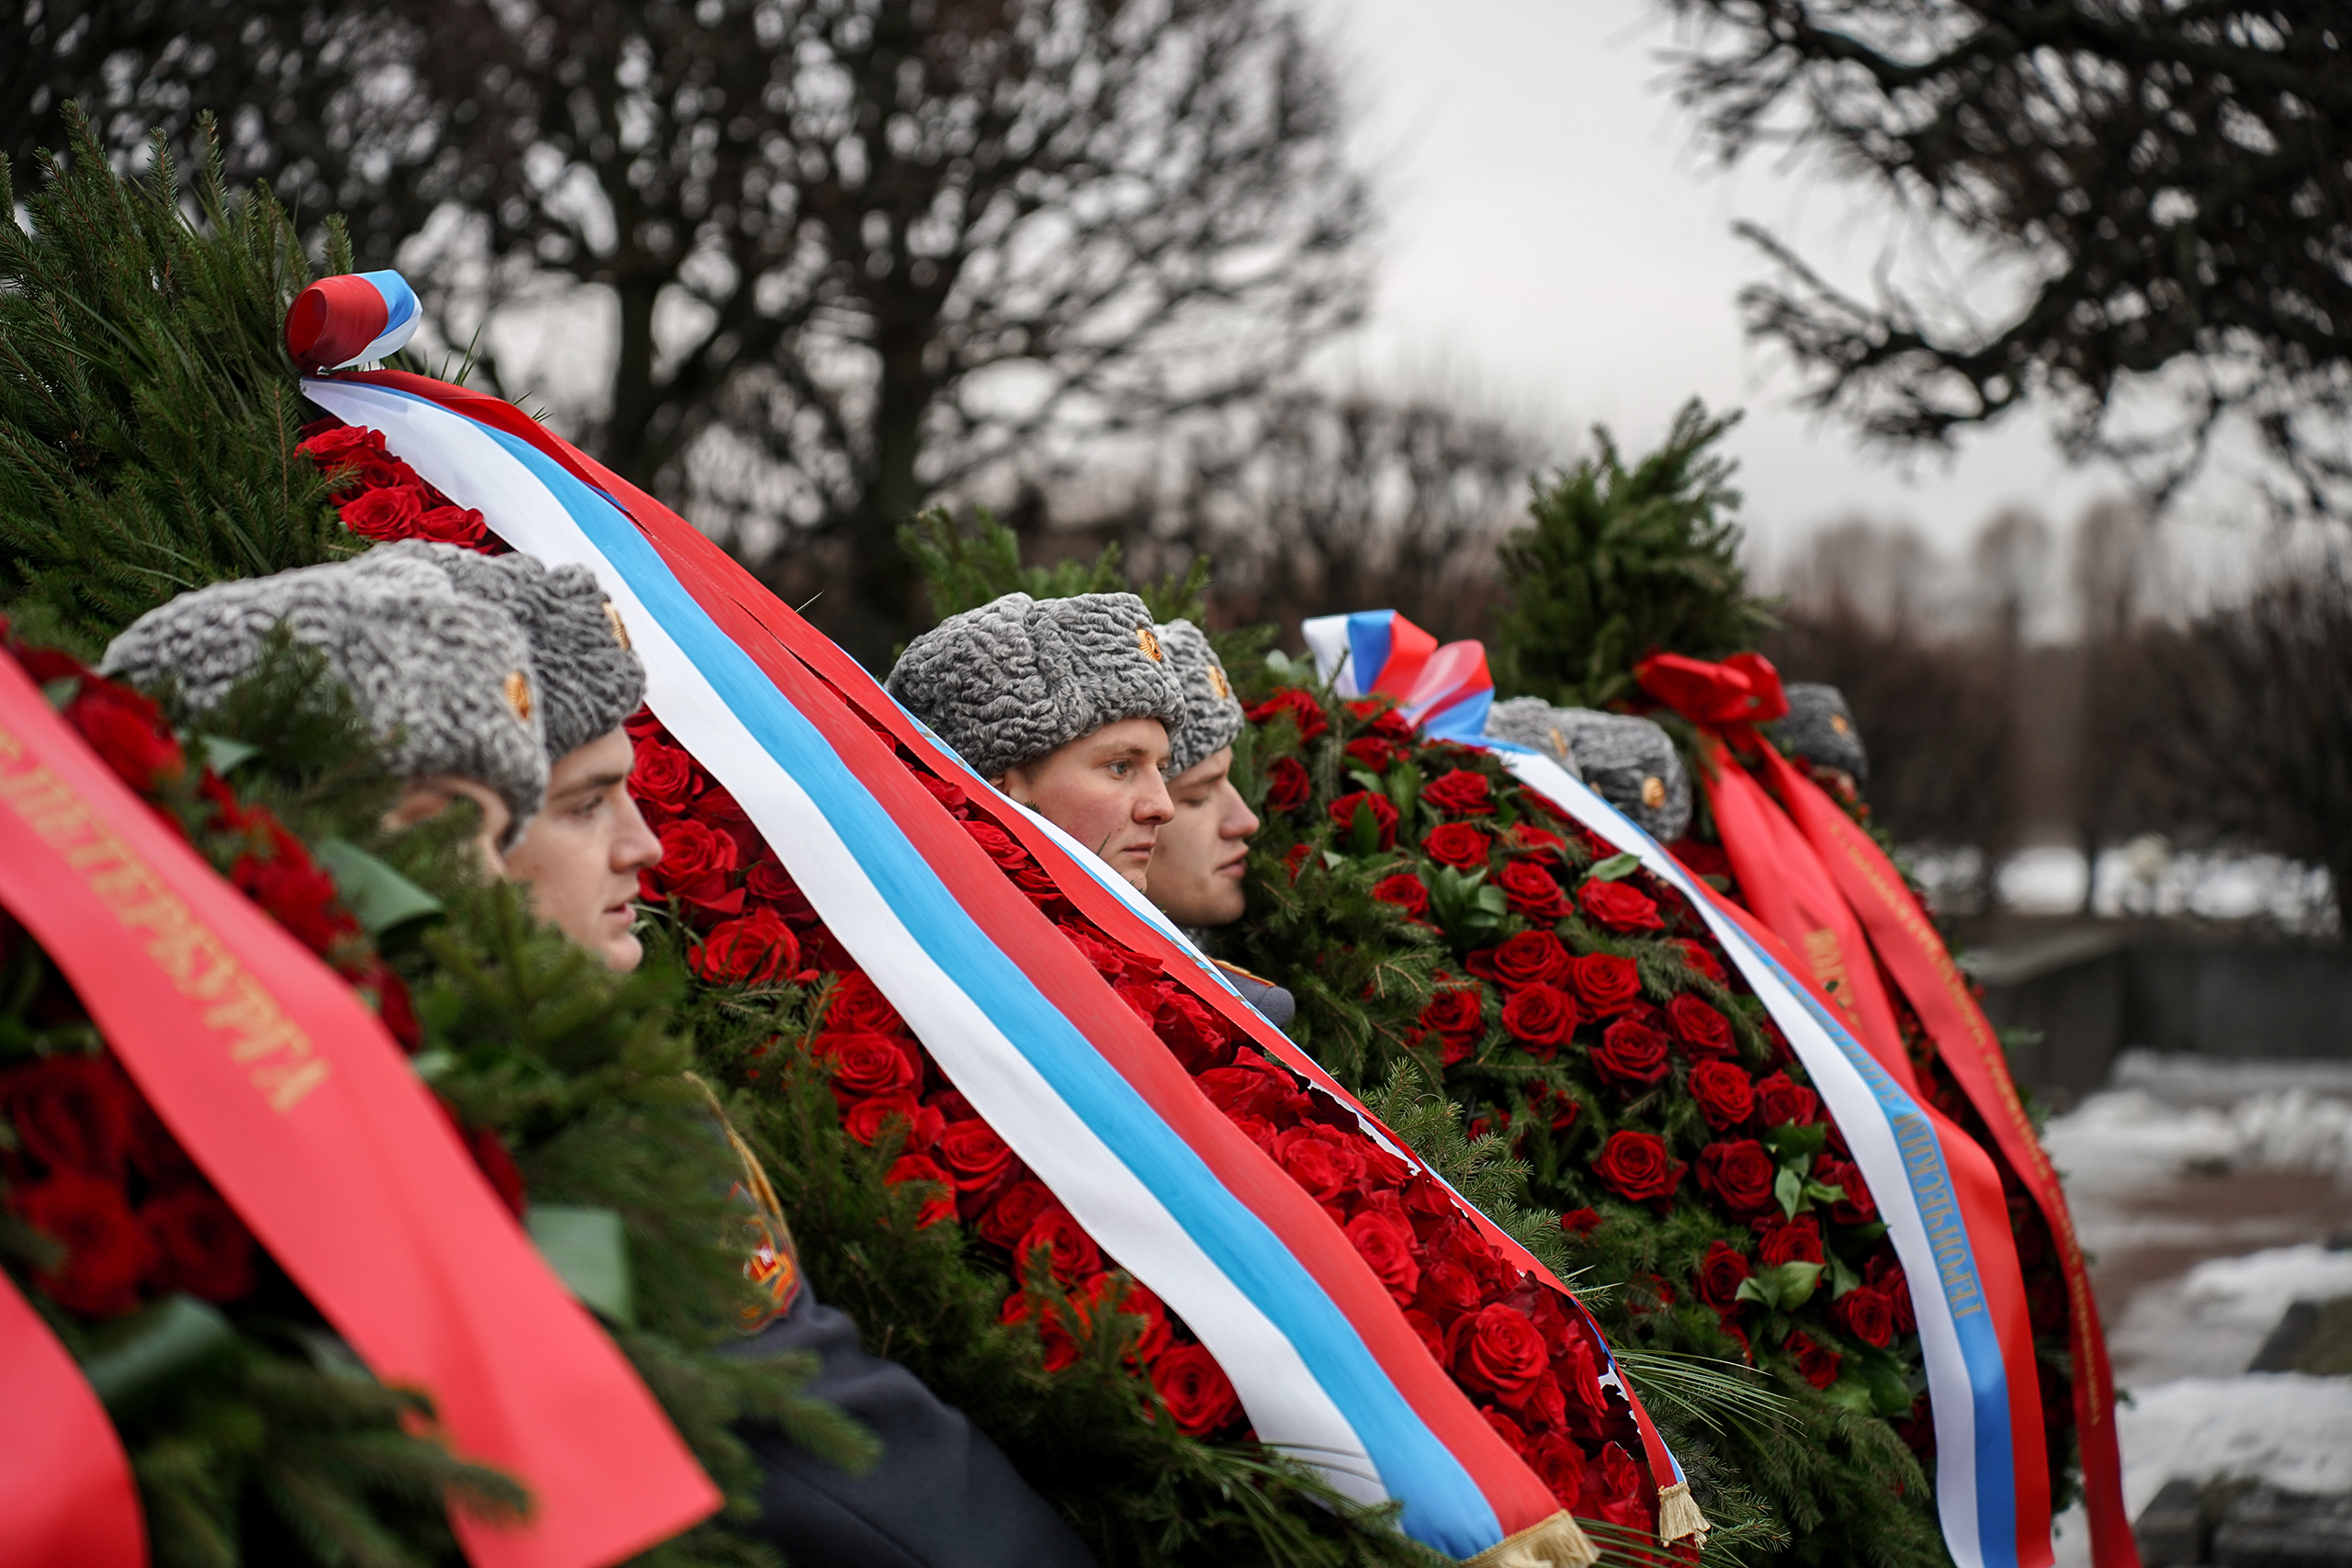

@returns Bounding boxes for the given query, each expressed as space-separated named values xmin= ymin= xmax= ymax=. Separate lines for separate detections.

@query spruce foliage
xmin=0 ymin=109 xmax=351 ymax=653
xmin=1491 ymin=401 xmax=1777 ymax=711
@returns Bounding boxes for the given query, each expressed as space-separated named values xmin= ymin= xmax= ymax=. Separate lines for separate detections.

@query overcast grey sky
xmin=1299 ymin=0 xmax=2133 ymax=573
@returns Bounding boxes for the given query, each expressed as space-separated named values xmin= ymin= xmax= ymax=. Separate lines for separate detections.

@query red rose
xmin=1450 ymin=1302 xmax=1548 ymax=1401
xmin=1676 ymin=939 xmax=1727 ymax=984
xmin=812 ymin=1031 xmax=920 ymax=1098
xmin=234 ymin=829 xmax=353 ymax=955
xmin=0 ymin=1055 xmax=139 ymax=1179
xmin=1484 ymin=931 xmax=1573 ymax=990
xmin=1000 ymin=1288 xmax=1080 ymax=1372
xmin=1529 ymin=1433 xmax=1588 ymax=1507
xmin=1667 ymin=994 xmax=1736 ymax=1058
xmin=1417 ymin=987 xmax=1487 ymax=1063
xmin=1115 ymin=979 xmax=1233 ymax=1074
xmin=1347 ymin=698 xmax=1415 ymax=739
xmin=629 ymin=740 xmax=702 ymax=817
xmin=414 ymin=503 xmax=492 ymax=547
xmin=1283 ymin=842 xmax=1311 ymax=883
xmin=1018 ymin=1204 xmax=1104 ymax=1283
xmin=298 ymin=423 xmax=382 ymax=475
xmin=1870 ymin=1254 xmax=1917 ymax=1333
xmin=1499 ymin=983 xmax=1577 ymax=1053
xmin=643 ymin=818 xmax=741 ymax=905
xmin=141 ymin=1185 xmax=257 ymax=1304
xmin=1833 ymin=1284 xmax=1896 ymax=1348
xmin=937 ymin=1120 xmax=1019 ymax=1191
xmin=977 ymin=1179 xmax=1056 ymax=1248
xmin=1581 ymin=1442 xmax=1653 ymax=1534
xmin=1420 ymin=769 xmax=1496 ymax=817
xmin=1577 ymin=877 xmax=1665 ymax=931
xmin=338 ymin=483 xmax=430 ymax=541
xmin=1197 ymin=1055 xmax=1295 ymax=1119
xmin=1814 ymin=1154 xmax=1877 ymax=1225
xmin=1506 ymin=822 xmax=1569 ymax=856
xmin=1494 ymin=860 xmax=1571 ymax=922
xmin=825 ymin=972 xmax=905 ymax=1034
xmin=1150 ymin=1341 xmax=1243 ymax=1435
xmin=1329 ymin=790 xmax=1399 ymax=850
xmin=1421 ymin=822 xmax=1493 ymax=870
xmin=1787 ymin=1329 xmax=1842 ymax=1389
xmin=1567 ymin=953 xmax=1641 ymax=1013
xmin=1262 ymin=756 xmax=1312 ymax=813
xmin=1558 ymin=1207 xmax=1601 ymax=1238
xmin=1248 ymin=688 xmax=1329 ymax=742
xmin=843 ymin=1093 xmax=944 ymax=1153
xmin=1275 ymin=1124 xmax=1366 ymax=1203
xmin=1694 ymin=1139 xmax=1778 ymax=1217
xmin=1694 ymin=1240 xmax=1751 ymax=1309
xmin=915 ymin=770 xmax=967 ymax=813
xmin=1688 ymin=1060 xmax=1755 ymax=1129
xmin=695 ymin=909 xmax=803 ymax=986
xmin=1346 ymin=1209 xmax=1421 ymax=1304
xmin=885 ymin=1155 xmax=956 ymax=1227
xmin=1414 ymin=1258 xmax=1484 ymax=1321
xmin=1758 ymin=1214 xmax=1825 ymax=1268
xmin=346 ymin=955 xmax=423 ymax=1054
xmin=1591 ymin=1130 xmax=1684 ymax=1203
xmin=1588 ymin=1019 xmax=1669 ymax=1090
xmin=1755 ymin=1072 xmax=1821 ymax=1128
xmin=66 ymin=682 xmax=184 ymax=791
xmin=1372 ymin=874 xmax=1431 ymax=918
xmin=1345 ymin=736 xmax=1398 ymax=772
xmin=16 ymin=1168 xmax=153 ymax=1316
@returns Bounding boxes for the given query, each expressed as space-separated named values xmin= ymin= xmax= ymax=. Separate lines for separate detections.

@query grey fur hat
xmin=1772 ymin=682 xmax=1869 ymax=784
xmin=357 ymin=541 xmax=646 ymax=760
xmin=1555 ymin=708 xmax=1692 ymax=843
xmin=100 ymin=554 xmax=548 ymax=845
xmin=1483 ymin=696 xmax=1585 ymax=778
xmin=885 ymin=591 xmax=1188 ymax=780
xmin=1156 ymin=620 xmax=1244 ymax=775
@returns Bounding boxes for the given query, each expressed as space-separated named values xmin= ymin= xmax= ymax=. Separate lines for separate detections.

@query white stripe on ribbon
xmin=1494 ymin=751 xmax=2004 ymax=1568
xmin=301 ymin=382 xmax=1394 ymax=1510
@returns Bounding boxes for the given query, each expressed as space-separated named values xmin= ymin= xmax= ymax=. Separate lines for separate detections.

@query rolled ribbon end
xmin=1461 ymin=1510 xmax=1600 ymax=1568
xmin=1656 ymin=1480 xmax=1710 ymax=1546
xmin=285 ymin=270 xmax=420 ymax=372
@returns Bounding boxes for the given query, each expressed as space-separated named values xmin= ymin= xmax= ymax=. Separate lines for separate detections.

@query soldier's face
xmin=502 ymin=728 xmax=664 ymax=969
xmin=1145 ymin=747 xmax=1258 ymax=927
xmin=997 ymin=717 xmax=1174 ymax=892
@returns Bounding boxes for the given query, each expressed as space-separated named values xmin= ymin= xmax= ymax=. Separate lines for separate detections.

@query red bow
xmin=1633 ymin=651 xmax=1788 ymax=730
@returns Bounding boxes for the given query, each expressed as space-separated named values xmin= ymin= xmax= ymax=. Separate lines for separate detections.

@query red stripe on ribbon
xmin=334 ymin=370 xmax=1603 ymax=1539
xmin=0 ymin=1272 xmax=144 ymax=1568
xmin=1756 ymin=747 xmax=2137 ymax=1567
xmin=0 ymin=656 xmax=718 ymax=1568
xmin=284 ymin=276 xmax=390 ymax=372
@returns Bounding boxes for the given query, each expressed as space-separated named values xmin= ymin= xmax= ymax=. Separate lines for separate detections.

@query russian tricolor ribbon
xmin=1303 ymin=610 xmax=1496 ymax=742
xmin=1310 ymin=615 xmax=2080 ymax=1568
xmin=0 ymin=654 xmax=720 ymax=1568
xmin=299 ymin=364 xmax=1692 ymax=1562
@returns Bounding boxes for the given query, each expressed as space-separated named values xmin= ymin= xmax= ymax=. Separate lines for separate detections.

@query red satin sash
xmin=0 ymin=657 xmax=718 ymax=1568
xmin=0 ymin=1272 xmax=144 ymax=1567
xmin=1757 ymin=745 xmax=2136 ymax=1568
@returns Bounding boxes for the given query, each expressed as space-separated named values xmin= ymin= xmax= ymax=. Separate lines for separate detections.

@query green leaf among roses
xmin=1424 ymin=864 xmax=1508 ymax=941
xmin=1585 ymin=852 xmax=1642 ymax=882
xmin=1736 ymin=1260 xmax=1824 ymax=1313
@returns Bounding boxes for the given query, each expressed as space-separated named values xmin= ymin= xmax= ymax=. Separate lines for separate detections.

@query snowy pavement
xmin=2041 ymin=1053 xmax=2352 ymax=1563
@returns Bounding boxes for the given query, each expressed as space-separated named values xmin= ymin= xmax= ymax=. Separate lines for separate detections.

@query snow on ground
xmin=2043 ymin=1057 xmax=2352 ymax=1566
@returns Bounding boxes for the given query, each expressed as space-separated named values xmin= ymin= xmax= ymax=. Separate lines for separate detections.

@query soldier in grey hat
xmin=1140 ymin=620 xmax=1293 ymax=1030
xmin=372 ymin=543 xmax=660 ymax=971
xmin=1485 ymin=698 xmax=1692 ymax=842
xmin=887 ymin=591 xmax=1186 ymax=892
xmin=1771 ymin=682 xmax=1870 ymax=797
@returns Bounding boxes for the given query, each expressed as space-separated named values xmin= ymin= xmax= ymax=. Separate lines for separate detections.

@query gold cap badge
xmin=1208 ymin=664 xmax=1230 ymax=700
xmin=503 ymin=670 xmax=535 ymax=724
xmin=1640 ymin=775 xmax=1667 ymax=809
xmin=1136 ymin=626 xmax=1164 ymax=662
xmin=1828 ymin=712 xmax=1850 ymax=735
xmin=603 ymin=601 xmax=632 ymax=651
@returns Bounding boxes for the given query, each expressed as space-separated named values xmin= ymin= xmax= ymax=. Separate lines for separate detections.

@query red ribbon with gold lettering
xmin=0 ymin=1270 xmax=144 ymax=1568
xmin=0 ymin=655 xmax=719 ymax=1568
xmin=1756 ymin=743 xmax=2137 ymax=1568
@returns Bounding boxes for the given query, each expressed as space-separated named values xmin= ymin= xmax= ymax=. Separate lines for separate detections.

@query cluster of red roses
xmin=298 ymin=421 xmax=498 ymax=549
xmin=1243 ymin=688 xmax=1927 ymax=1417
xmin=624 ymin=705 xmax=1659 ymax=1527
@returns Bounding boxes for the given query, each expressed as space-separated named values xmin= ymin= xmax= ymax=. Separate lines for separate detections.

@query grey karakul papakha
xmin=357 ymin=541 xmax=646 ymax=760
xmin=1156 ymin=620 xmax=1244 ymax=775
xmin=1483 ymin=696 xmax=1585 ymax=778
xmin=886 ymin=591 xmax=1188 ymax=781
xmin=1555 ymin=707 xmax=1692 ymax=843
xmin=100 ymin=552 xmax=548 ymax=844
xmin=1772 ymin=682 xmax=1870 ymax=785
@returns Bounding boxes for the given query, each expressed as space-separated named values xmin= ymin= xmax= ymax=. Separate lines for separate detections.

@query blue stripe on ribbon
xmin=461 ymin=416 xmax=1510 ymax=1558
xmin=1348 ymin=611 xmax=1396 ymax=693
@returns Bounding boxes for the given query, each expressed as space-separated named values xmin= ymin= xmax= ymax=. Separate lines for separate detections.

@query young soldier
xmin=1144 ymin=620 xmax=1293 ymax=1030
xmin=886 ymin=591 xmax=1185 ymax=892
